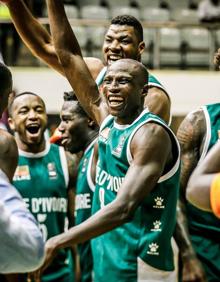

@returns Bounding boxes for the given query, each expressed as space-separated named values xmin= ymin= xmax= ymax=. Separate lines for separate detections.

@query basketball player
xmin=7 ymin=92 xmax=77 ymax=282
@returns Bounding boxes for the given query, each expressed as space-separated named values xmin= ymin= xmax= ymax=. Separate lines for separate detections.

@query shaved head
xmin=106 ymin=59 xmax=148 ymax=88
xmin=0 ymin=129 xmax=18 ymax=181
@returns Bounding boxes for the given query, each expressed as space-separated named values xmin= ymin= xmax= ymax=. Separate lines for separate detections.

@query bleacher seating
xmin=159 ymin=28 xmax=182 ymax=67
xmin=64 ymin=5 xmax=79 ymax=19
xmin=1 ymin=0 xmax=220 ymax=70
xmin=171 ymin=8 xmax=199 ymax=23
xmin=110 ymin=6 xmax=140 ymax=19
xmin=141 ymin=7 xmax=170 ymax=21
xmin=80 ymin=5 xmax=109 ymax=19
xmin=182 ymin=28 xmax=210 ymax=67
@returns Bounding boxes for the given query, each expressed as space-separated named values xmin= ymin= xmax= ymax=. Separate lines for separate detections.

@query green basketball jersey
xmin=186 ymin=103 xmax=220 ymax=281
xmin=91 ymin=109 xmax=180 ymax=282
xmin=75 ymin=139 xmax=96 ymax=282
xmin=13 ymin=142 xmax=74 ymax=282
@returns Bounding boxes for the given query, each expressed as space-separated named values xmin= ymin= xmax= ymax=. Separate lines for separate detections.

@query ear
xmin=138 ymin=41 xmax=145 ymax=56
xmin=8 ymin=117 xmax=15 ymax=132
xmin=141 ymin=84 xmax=148 ymax=97
xmin=87 ymin=118 xmax=96 ymax=129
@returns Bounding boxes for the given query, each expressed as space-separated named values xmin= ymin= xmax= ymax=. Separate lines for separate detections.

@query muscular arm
xmin=187 ymin=141 xmax=220 ymax=211
xmin=144 ymin=86 xmax=170 ymax=124
xmin=46 ymin=0 xmax=107 ymax=125
xmin=174 ymin=110 xmax=207 ymax=282
xmin=1 ymin=0 xmax=104 ymax=79
xmin=41 ymin=123 xmax=172 ymax=269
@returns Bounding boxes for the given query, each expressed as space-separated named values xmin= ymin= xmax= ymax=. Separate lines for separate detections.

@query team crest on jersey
xmin=112 ymin=135 xmax=126 ymax=157
xmin=47 ymin=162 xmax=57 ymax=179
xmin=218 ymin=130 xmax=220 ymax=139
xmin=100 ymin=127 xmax=110 ymax=143
xmin=13 ymin=165 xmax=31 ymax=181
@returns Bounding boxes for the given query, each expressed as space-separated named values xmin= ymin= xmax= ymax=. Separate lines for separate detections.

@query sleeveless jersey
xmin=13 ymin=142 xmax=74 ymax=282
xmin=91 ymin=109 xmax=180 ymax=282
xmin=75 ymin=139 xmax=96 ymax=282
xmin=186 ymin=103 xmax=220 ymax=281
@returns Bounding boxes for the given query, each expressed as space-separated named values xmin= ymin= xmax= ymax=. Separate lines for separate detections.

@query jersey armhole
xmin=59 ymin=146 xmax=69 ymax=188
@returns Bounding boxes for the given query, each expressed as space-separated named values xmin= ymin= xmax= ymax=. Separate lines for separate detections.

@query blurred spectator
xmin=198 ymin=0 xmax=220 ymax=23
xmin=0 ymin=4 xmax=20 ymax=66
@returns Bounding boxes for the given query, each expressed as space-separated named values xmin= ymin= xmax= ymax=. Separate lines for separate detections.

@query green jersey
xmin=75 ymin=139 xmax=96 ymax=282
xmin=92 ymin=109 xmax=180 ymax=282
xmin=13 ymin=142 xmax=74 ymax=282
xmin=186 ymin=103 xmax=220 ymax=281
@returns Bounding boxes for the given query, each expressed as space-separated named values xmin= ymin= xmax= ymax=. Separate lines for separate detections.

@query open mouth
xmin=26 ymin=124 xmax=40 ymax=135
xmin=108 ymin=55 xmax=122 ymax=64
xmin=108 ymin=96 xmax=124 ymax=107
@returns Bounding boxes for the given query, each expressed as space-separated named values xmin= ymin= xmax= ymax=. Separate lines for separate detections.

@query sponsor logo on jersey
xmin=99 ymin=127 xmax=110 ymax=143
xmin=147 ymin=243 xmax=159 ymax=256
xmin=112 ymin=135 xmax=126 ymax=157
xmin=153 ymin=197 xmax=165 ymax=209
xmin=13 ymin=165 xmax=31 ymax=181
xmin=47 ymin=162 xmax=57 ymax=179
xmin=150 ymin=220 xmax=162 ymax=232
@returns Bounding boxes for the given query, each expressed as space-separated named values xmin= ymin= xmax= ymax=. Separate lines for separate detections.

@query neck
xmin=115 ymin=106 xmax=143 ymax=125
xmin=15 ymin=136 xmax=46 ymax=154
xmin=83 ymin=130 xmax=98 ymax=152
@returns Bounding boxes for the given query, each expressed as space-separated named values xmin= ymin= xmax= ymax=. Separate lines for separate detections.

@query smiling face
xmin=58 ymin=100 xmax=90 ymax=154
xmin=102 ymin=24 xmax=145 ymax=66
xmin=8 ymin=94 xmax=47 ymax=152
xmin=103 ymin=59 xmax=148 ymax=124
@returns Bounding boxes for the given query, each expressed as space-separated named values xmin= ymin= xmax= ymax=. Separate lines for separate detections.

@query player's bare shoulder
xmin=84 ymin=57 xmax=105 ymax=80
xmin=177 ymin=108 xmax=206 ymax=151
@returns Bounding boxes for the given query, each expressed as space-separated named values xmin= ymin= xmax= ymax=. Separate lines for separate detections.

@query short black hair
xmin=111 ymin=15 xmax=143 ymax=42
xmin=8 ymin=91 xmax=46 ymax=117
xmin=0 ymin=62 xmax=12 ymax=97
xmin=63 ymin=91 xmax=87 ymax=118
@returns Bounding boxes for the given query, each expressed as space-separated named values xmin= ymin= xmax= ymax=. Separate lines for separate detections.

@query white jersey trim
xmin=100 ymin=114 xmax=114 ymax=132
xmin=95 ymin=66 xmax=107 ymax=86
xmin=59 ymin=146 xmax=69 ymax=188
xmin=126 ymin=117 xmax=180 ymax=183
xmin=85 ymin=138 xmax=97 ymax=193
xmin=18 ymin=141 xmax=50 ymax=158
xmin=113 ymin=108 xmax=150 ymax=130
xmin=198 ymin=106 xmax=211 ymax=165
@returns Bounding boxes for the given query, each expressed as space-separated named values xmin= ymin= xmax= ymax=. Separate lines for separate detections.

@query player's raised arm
xmin=1 ymin=0 xmax=104 ymax=79
xmin=1 ymin=0 xmax=64 ymax=74
xmin=46 ymin=0 xmax=107 ymax=125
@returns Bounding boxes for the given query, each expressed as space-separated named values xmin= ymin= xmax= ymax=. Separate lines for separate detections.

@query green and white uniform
xmin=96 ymin=67 xmax=171 ymax=125
xmin=91 ymin=109 xmax=180 ymax=282
xmin=75 ymin=139 xmax=96 ymax=282
xmin=13 ymin=142 xmax=74 ymax=282
xmin=186 ymin=103 xmax=220 ymax=281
